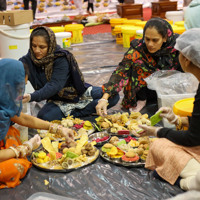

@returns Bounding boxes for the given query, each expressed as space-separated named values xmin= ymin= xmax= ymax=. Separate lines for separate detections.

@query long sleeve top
xmin=20 ymin=55 xmax=71 ymax=102
xmin=157 ymin=83 xmax=200 ymax=147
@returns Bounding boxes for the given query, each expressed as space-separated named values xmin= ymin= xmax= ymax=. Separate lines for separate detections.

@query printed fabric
xmin=103 ymin=18 xmax=181 ymax=108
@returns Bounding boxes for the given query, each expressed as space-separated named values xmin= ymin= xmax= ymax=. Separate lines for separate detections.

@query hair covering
xmin=103 ymin=18 xmax=181 ymax=109
xmin=29 ymin=26 xmax=86 ymax=100
xmin=175 ymin=28 xmax=200 ymax=68
xmin=0 ymin=59 xmax=25 ymax=141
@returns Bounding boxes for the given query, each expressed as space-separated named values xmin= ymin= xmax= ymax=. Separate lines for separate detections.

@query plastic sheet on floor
xmin=0 ymin=34 xmax=184 ymax=199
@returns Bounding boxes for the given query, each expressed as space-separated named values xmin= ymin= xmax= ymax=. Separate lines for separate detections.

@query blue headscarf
xmin=0 ymin=59 xmax=25 ymax=141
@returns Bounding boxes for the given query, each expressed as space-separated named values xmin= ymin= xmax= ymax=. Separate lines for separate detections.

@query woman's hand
xmin=28 ymin=134 xmax=41 ymax=150
xmin=138 ymin=125 xmax=162 ymax=137
xmin=157 ymin=107 xmax=178 ymax=124
xmin=96 ymin=99 xmax=108 ymax=117
xmin=23 ymin=94 xmax=31 ymax=103
xmin=60 ymin=127 xmax=74 ymax=142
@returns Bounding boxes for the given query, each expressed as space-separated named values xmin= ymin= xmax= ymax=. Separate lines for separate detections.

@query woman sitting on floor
xmin=139 ymin=28 xmax=200 ymax=191
xmin=96 ymin=17 xmax=182 ymax=116
xmin=20 ymin=26 xmax=119 ymax=121
xmin=0 ymin=59 xmax=74 ymax=189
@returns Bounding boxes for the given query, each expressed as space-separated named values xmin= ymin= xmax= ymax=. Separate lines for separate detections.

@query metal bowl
xmin=89 ymin=132 xmax=111 ymax=147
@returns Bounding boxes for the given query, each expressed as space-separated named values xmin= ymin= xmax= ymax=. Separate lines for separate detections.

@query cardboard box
xmin=0 ymin=10 xmax=33 ymax=26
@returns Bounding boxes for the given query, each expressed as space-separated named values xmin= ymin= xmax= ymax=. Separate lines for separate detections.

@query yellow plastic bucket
xmin=165 ymin=19 xmax=173 ymax=25
xmin=174 ymin=21 xmax=185 ymax=27
xmin=135 ymin=29 xmax=143 ymax=39
xmin=114 ymin=25 xmax=123 ymax=44
xmin=65 ymin=24 xmax=84 ymax=44
xmin=122 ymin=26 xmax=138 ymax=48
xmin=173 ymin=97 xmax=194 ymax=130
xmin=110 ymin=18 xmax=127 ymax=36
xmin=123 ymin=19 xmax=142 ymax=26
xmin=135 ymin=21 xmax=147 ymax=28
xmin=49 ymin=26 xmax=65 ymax=33
xmin=171 ymin=25 xmax=185 ymax=34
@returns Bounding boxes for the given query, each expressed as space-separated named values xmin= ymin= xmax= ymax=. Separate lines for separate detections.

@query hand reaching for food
xmin=138 ymin=125 xmax=162 ymax=137
xmin=28 ymin=134 xmax=41 ymax=150
xmin=61 ymin=127 xmax=75 ymax=142
xmin=96 ymin=98 xmax=108 ymax=117
xmin=157 ymin=107 xmax=178 ymax=124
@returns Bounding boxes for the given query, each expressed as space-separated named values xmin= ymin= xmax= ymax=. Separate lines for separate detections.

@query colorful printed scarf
xmin=103 ymin=18 xmax=182 ymax=108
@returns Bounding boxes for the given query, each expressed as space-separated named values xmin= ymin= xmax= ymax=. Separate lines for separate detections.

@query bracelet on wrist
xmin=9 ymin=146 xmax=20 ymax=158
xmin=23 ymin=141 xmax=33 ymax=155
xmin=56 ymin=125 xmax=63 ymax=135
xmin=98 ymin=98 xmax=108 ymax=103
xmin=49 ymin=123 xmax=58 ymax=134
xmin=176 ymin=116 xmax=184 ymax=130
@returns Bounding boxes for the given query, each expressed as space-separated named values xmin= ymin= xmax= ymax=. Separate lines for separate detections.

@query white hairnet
xmin=174 ymin=28 xmax=200 ymax=68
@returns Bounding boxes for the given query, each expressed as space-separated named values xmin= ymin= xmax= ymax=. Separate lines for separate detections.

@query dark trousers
xmin=87 ymin=3 xmax=94 ymax=13
xmin=0 ymin=0 xmax=6 ymax=11
xmin=136 ymin=86 xmax=157 ymax=103
xmin=23 ymin=0 xmax=37 ymax=19
xmin=37 ymin=86 xmax=120 ymax=121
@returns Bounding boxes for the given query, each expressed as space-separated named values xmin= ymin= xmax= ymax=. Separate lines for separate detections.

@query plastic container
xmin=135 ymin=21 xmax=147 ymax=28
xmin=174 ymin=21 xmax=185 ymax=27
xmin=165 ymin=11 xmax=184 ymax=23
xmin=113 ymin=25 xmax=123 ymax=44
xmin=110 ymin=18 xmax=127 ymax=36
xmin=171 ymin=25 xmax=185 ymax=34
xmin=123 ymin=19 xmax=141 ymax=26
xmin=49 ymin=26 xmax=65 ymax=33
xmin=157 ymin=93 xmax=195 ymax=128
xmin=165 ymin=19 xmax=173 ymax=25
xmin=55 ymin=32 xmax=71 ymax=48
xmin=0 ymin=23 xmax=30 ymax=59
xmin=122 ymin=26 xmax=142 ymax=48
xmin=173 ymin=98 xmax=194 ymax=117
xmin=173 ymin=97 xmax=194 ymax=130
xmin=65 ymin=24 xmax=84 ymax=44
xmin=135 ymin=29 xmax=143 ymax=39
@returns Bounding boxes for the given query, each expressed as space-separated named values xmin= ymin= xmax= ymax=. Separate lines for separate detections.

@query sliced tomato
xmin=121 ymin=155 xmax=139 ymax=162
xmin=47 ymin=152 xmax=63 ymax=159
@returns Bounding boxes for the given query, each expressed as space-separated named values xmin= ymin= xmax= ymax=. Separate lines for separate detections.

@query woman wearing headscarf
xmin=139 ymin=28 xmax=200 ymax=191
xmin=0 ymin=58 xmax=74 ymax=189
xmin=96 ymin=18 xmax=182 ymax=116
xmin=20 ymin=26 xmax=119 ymax=121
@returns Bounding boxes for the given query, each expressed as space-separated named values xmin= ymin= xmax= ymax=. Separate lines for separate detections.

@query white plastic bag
xmin=144 ymin=70 xmax=199 ymax=97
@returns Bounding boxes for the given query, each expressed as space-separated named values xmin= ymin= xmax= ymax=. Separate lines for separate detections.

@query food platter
xmin=88 ymin=132 xmax=111 ymax=147
xmin=37 ymin=117 xmax=95 ymax=141
xmin=99 ymin=135 xmax=158 ymax=168
xmin=95 ymin=112 xmax=150 ymax=137
xmin=37 ymin=127 xmax=95 ymax=141
xmin=31 ymin=147 xmax=99 ymax=173
xmin=100 ymin=150 xmax=145 ymax=167
xmin=31 ymin=134 xmax=99 ymax=172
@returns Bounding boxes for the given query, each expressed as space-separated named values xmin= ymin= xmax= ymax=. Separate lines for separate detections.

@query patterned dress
xmin=103 ymin=19 xmax=182 ymax=109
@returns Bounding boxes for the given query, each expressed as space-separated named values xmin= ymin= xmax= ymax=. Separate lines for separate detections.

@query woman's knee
xmin=37 ymin=103 xmax=64 ymax=121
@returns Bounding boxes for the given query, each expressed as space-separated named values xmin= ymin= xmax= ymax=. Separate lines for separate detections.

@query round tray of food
xmin=95 ymin=111 xmax=150 ymax=137
xmin=99 ymin=135 xmax=158 ymax=167
xmin=31 ymin=134 xmax=99 ymax=172
xmin=37 ymin=116 xmax=95 ymax=141
xmin=88 ymin=131 xmax=111 ymax=147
